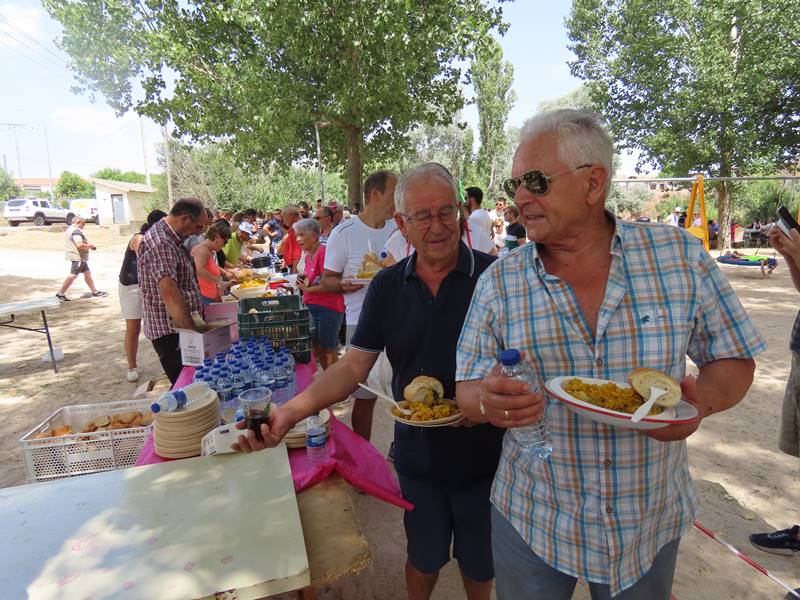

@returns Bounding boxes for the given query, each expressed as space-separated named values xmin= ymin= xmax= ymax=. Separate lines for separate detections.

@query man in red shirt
xmin=278 ymin=204 xmax=302 ymax=272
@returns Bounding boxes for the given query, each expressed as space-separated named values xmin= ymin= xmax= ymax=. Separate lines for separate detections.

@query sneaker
xmin=55 ymin=293 xmax=70 ymax=302
xmin=749 ymin=525 xmax=800 ymax=556
xmin=387 ymin=442 xmax=395 ymax=463
xmin=92 ymin=291 xmax=109 ymax=297
xmin=126 ymin=368 xmax=140 ymax=383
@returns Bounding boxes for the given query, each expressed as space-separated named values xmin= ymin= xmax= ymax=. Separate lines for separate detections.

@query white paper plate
xmin=385 ymin=404 xmax=464 ymax=428
xmin=341 ymin=277 xmax=374 ymax=285
xmin=545 ymin=376 xmax=698 ymax=431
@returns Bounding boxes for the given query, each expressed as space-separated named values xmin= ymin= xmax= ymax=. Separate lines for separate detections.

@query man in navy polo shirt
xmin=234 ymin=163 xmax=504 ymax=600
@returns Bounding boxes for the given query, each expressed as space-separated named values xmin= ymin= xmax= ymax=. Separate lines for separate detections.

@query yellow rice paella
xmin=563 ymin=378 xmax=664 ymax=416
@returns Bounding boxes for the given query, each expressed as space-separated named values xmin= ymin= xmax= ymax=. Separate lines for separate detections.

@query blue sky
xmin=0 ymin=1 xmax=607 ymax=180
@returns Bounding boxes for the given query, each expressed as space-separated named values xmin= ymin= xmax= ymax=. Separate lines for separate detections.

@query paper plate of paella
xmin=545 ymin=370 xmax=698 ymax=431
xmin=387 ymin=376 xmax=463 ymax=428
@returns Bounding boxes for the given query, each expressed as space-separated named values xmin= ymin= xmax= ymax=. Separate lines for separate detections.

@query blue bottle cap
xmin=499 ymin=349 xmax=521 ymax=366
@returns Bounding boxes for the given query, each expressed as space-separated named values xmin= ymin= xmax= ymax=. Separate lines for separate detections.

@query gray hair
xmin=394 ymin=162 xmax=458 ymax=214
xmin=293 ymin=217 xmax=320 ymax=237
xmin=519 ymin=109 xmax=614 ymax=193
xmin=282 ymin=204 xmax=300 ymax=217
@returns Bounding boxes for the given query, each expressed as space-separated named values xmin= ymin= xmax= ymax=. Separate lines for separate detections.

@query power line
xmin=0 ymin=27 xmax=68 ymax=70
xmin=0 ymin=123 xmax=28 ymax=178
xmin=0 ymin=14 xmax=67 ymax=65
xmin=0 ymin=36 xmax=74 ymax=84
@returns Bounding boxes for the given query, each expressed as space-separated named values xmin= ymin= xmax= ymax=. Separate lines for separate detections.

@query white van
xmin=69 ymin=198 xmax=100 ymax=223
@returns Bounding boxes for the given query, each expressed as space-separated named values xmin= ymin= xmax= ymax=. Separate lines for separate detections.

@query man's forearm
xmin=455 ymin=379 xmax=489 ymax=423
xmin=695 ymin=358 xmax=755 ymax=418
xmin=322 ymin=273 xmax=344 ymax=293
xmin=159 ymin=278 xmax=196 ymax=330
xmin=282 ymin=352 xmax=374 ymax=425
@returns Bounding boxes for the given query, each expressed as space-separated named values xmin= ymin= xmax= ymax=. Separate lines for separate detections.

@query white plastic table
xmin=0 ymin=446 xmax=311 ymax=599
xmin=0 ymin=296 xmax=62 ymax=373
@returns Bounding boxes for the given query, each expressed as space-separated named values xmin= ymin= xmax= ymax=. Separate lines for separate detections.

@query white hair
xmin=519 ymin=109 xmax=615 ymax=193
xmin=293 ymin=217 xmax=320 ymax=236
xmin=394 ymin=162 xmax=458 ymax=214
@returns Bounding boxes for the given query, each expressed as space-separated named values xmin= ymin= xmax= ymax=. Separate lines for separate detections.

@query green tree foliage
xmin=567 ymin=0 xmax=800 ymax=248
xmin=395 ymin=115 xmax=474 ymax=181
xmin=92 ymin=167 xmax=147 ymax=184
xmin=607 ymin=183 xmax=650 ymax=217
xmin=0 ymin=168 xmax=23 ymax=201
xmin=537 ymin=85 xmax=596 ymax=113
xmin=44 ymin=0 xmax=508 ymax=210
xmin=156 ymin=140 xmax=347 ymax=212
xmin=55 ymin=171 xmax=94 ymax=199
xmin=735 ymin=180 xmax=800 ymax=224
xmin=472 ymin=36 xmax=516 ymax=196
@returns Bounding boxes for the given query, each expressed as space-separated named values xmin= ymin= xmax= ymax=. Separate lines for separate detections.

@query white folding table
xmin=0 ymin=296 xmax=62 ymax=373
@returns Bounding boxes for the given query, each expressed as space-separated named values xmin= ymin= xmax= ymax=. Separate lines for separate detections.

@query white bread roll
xmin=627 ymin=368 xmax=681 ymax=407
xmin=403 ymin=376 xmax=445 ymax=403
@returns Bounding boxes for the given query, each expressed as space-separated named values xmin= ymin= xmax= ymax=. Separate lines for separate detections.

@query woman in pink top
xmin=191 ymin=221 xmax=233 ymax=303
xmin=294 ymin=218 xmax=344 ymax=369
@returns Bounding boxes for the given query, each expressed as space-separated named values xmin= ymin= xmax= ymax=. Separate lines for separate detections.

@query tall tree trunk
xmin=346 ymin=126 xmax=363 ymax=211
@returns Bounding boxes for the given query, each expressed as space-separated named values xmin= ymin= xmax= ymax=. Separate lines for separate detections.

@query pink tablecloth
xmin=135 ymin=362 xmax=412 ymax=511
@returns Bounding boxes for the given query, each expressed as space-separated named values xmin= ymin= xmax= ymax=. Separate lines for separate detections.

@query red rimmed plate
xmin=545 ymin=376 xmax=698 ymax=431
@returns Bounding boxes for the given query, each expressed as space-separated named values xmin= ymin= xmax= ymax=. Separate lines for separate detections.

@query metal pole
xmin=139 ymin=116 xmax=151 ymax=186
xmin=43 ymin=125 xmax=55 ymax=202
xmin=162 ymin=124 xmax=174 ymax=206
xmin=611 ymin=175 xmax=800 ymax=184
xmin=314 ymin=122 xmax=325 ymax=202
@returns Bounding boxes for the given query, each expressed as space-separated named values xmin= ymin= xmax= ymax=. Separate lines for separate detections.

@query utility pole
xmin=1 ymin=123 xmax=27 ymax=177
xmin=43 ymin=125 xmax=55 ymax=202
xmin=139 ymin=116 xmax=151 ymax=186
xmin=314 ymin=122 xmax=325 ymax=202
xmin=162 ymin=124 xmax=174 ymax=206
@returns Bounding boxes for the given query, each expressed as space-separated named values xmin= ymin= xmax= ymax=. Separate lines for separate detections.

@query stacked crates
xmin=237 ymin=295 xmax=312 ymax=363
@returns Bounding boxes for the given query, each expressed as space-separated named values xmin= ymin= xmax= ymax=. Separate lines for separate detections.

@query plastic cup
xmin=239 ymin=387 xmax=272 ymax=442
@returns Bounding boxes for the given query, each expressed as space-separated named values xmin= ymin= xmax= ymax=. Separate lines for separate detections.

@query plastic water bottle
xmin=306 ymin=412 xmax=330 ymax=466
xmin=282 ymin=350 xmax=297 ymax=397
xmin=272 ymin=365 xmax=288 ymax=406
xmin=498 ymin=349 xmax=552 ymax=459
xmin=242 ymin=364 xmax=255 ymax=390
xmin=215 ymin=375 xmax=237 ymax=422
xmin=230 ymin=367 xmax=246 ymax=399
xmin=150 ymin=381 xmax=212 ymax=414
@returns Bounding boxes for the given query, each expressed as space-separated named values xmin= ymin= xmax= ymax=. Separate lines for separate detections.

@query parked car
xmin=3 ymin=198 xmax=75 ymax=227
xmin=69 ymin=198 xmax=100 ymax=224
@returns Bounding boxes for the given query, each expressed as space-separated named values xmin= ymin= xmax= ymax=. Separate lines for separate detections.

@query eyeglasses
xmin=502 ymin=164 xmax=592 ymax=200
xmin=399 ymin=204 xmax=460 ymax=230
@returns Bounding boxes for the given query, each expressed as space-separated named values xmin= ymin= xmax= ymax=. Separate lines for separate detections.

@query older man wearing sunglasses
xmin=455 ymin=109 xmax=764 ymax=599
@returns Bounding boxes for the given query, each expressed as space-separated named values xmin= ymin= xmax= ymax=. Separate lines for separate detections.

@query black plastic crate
xmin=238 ymin=318 xmax=310 ymax=342
xmin=239 ymin=295 xmax=302 ymax=313
xmin=238 ymin=308 xmax=308 ymax=326
xmin=238 ymin=331 xmax=312 ymax=363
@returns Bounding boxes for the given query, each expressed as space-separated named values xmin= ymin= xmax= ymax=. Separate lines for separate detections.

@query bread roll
xmin=628 ymin=368 xmax=681 ymax=407
xmin=111 ymin=411 xmax=141 ymax=427
xmin=403 ymin=376 xmax=445 ymax=403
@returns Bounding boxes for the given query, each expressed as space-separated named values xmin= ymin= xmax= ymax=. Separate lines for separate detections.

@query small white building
xmin=90 ymin=178 xmax=157 ymax=230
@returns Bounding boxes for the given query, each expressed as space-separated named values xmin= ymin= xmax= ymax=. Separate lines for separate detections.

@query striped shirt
xmin=455 ymin=218 xmax=766 ymax=595
xmin=137 ymin=218 xmax=202 ymax=340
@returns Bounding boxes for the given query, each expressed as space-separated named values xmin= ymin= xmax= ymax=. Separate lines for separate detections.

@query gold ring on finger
xmin=504 ymin=409 xmax=509 ymax=419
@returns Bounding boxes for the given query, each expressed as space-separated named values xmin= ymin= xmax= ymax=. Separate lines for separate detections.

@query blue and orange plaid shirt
xmin=456 ymin=218 xmax=766 ymax=595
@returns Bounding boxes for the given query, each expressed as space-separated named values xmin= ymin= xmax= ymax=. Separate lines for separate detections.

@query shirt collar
xmin=404 ymin=240 xmax=474 ymax=281
xmin=162 ymin=218 xmax=183 ymax=243
xmin=530 ymin=210 xmax=622 ymax=275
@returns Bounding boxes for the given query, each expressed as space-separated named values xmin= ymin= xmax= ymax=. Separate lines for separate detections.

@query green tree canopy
xmin=45 ymin=0 xmax=509 ymax=209
xmin=55 ymin=171 xmax=94 ymax=199
xmin=473 ymin=35 xmax=516 ymax=196
xmin=0 ymin=168 xmax=23 ymax=201
xmin=567 ymin=0 xmax=800 ymax=248
xmin=92 ymin=167 xmax=147 ymax=184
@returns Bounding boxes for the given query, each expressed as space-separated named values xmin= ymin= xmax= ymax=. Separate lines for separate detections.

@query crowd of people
xmin=51 ymin=107 xmax=795 ymax=599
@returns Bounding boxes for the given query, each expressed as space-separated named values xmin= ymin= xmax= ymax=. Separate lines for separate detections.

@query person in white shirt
xmin=667 ymin=207 xmax=681 ymax=227
xmin=488 ymin=198 xmax=507 ymax=224
xmin=322 ymin=170 xmax=398 ymax=441
xmin=466 ymin=186 xmax=493 ymax=235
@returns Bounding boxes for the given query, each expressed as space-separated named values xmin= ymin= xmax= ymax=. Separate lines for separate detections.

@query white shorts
xmin=118 ymin=282 xmax=142 ymax=320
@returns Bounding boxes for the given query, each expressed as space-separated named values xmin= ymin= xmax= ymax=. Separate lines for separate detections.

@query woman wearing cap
xmin=192 ymin=221 xmax=234 ymax=303
xmin=118 ymin=209 xmax=167 ymax=383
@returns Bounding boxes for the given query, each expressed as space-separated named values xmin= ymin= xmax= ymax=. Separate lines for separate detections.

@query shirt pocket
xmin=634 ymin=305 xmax=693 ymax=372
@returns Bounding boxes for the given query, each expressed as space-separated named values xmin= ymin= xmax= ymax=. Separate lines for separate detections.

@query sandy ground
xmin=0 ymin=223 xmax=798 ymax=599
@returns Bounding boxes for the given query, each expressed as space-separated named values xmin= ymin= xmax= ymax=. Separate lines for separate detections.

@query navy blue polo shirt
xmin=351 ymin=241 xmax=504 ymax=486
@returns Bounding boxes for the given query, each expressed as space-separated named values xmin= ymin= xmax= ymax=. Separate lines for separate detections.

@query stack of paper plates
xmin=154 ymin=393 xmax=221 ymax=458
xmin=283 ymin=409 xmax=331 ymax=449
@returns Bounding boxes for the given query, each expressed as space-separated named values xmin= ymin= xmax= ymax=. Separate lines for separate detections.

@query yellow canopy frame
xmin=684 ymin=174 xmax=709 ymax=251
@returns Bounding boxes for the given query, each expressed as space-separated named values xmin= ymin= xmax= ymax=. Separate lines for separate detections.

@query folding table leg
xmin=41 ymin=310 xmax=58 ymax=374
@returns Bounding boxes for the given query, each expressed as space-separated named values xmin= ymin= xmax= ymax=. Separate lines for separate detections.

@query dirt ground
xmin=0 ymin=223 xmax=798 ymax=599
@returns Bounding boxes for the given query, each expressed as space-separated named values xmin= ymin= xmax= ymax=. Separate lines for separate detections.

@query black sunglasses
xmin=502 ymin=164 xmax=592 ymax=200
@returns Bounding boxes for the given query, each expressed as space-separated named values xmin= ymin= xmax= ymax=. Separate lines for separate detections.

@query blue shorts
xmin=307 ymin=303 xmax=344 ymax=350
xmin=398 ymin=474 xmax=494 ymax=582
